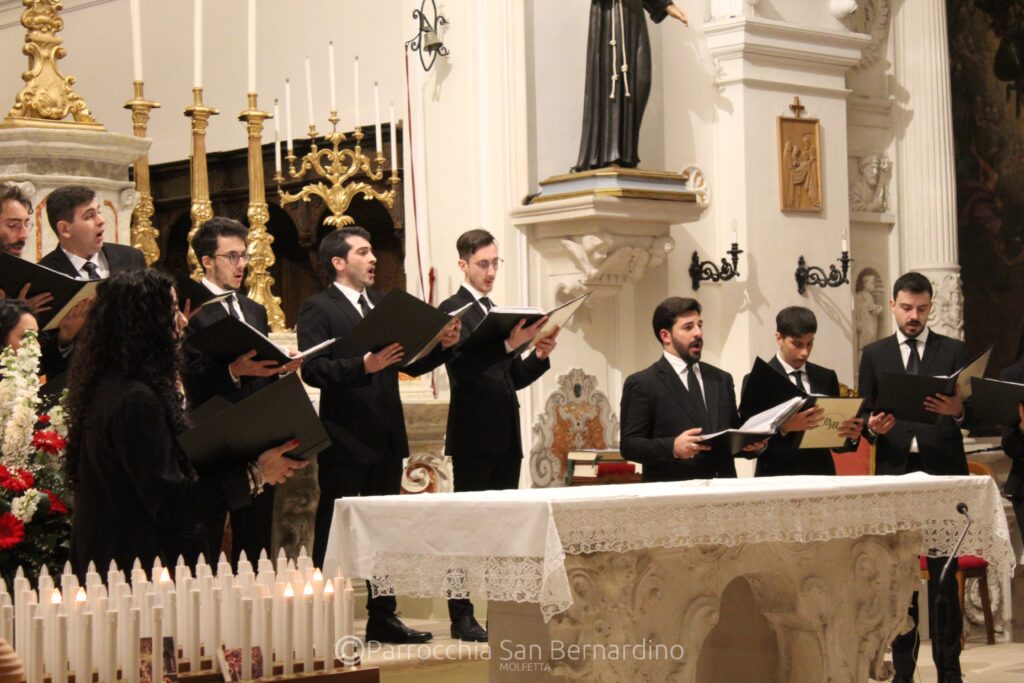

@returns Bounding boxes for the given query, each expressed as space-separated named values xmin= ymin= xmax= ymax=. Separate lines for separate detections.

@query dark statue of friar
xmin=575 ymin=0 xmax=688 ymax=171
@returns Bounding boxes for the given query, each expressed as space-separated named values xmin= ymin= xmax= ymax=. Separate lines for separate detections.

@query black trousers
xmin=447 ymin=453 xmax=522 ymax=622
xmin=206 ymin=487 xmax=275 ymax=569
xmin=892 ymin=555 xmax=962 ymax=682
xmin=314 ymin=454 xmax=403 ymax=619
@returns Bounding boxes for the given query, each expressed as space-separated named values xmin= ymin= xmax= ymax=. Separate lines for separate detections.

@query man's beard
xmin=672 ymin=338 xmax=702 ymax=364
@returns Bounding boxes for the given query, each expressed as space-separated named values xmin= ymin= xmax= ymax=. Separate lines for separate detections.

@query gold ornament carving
xmin=124 ymin=81 xmax=161 ymax=265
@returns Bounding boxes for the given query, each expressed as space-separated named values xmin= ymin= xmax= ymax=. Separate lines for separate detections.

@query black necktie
xmin=81 ymin=261 xmax=100 ymax=280
xmin=226 ymin=293 xmax=241 ymax=320
xmin=905 ymin=338 xmax=921 ymax=375
xmin=683 ymin=363 xmax=708 ymax=416
xmin=479 ymin=296 xmax=494 ymax=311
xmin=357 ymin=293 xmax=371 ymax=317
xmin=791 ymin=370 xmax=807 ymax=394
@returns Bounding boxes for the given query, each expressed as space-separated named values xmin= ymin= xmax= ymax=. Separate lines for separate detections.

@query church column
xmin=892 ymin=0 xmax=963 ymax=339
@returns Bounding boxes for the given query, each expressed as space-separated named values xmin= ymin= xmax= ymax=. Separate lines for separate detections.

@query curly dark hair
xmin=0 ymin=298 xmax=34 ymax=348
xmin=64 ymin=269 xmax=186 ymax=485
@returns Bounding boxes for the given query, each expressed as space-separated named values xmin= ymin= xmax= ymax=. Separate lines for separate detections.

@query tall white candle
xmin=30 ymin=612 xmax=43 ymax=683
xmin=241 ymin=598 xmax=253 ymax=680
xmin=322 ymin=582 xmax=334 ymax=668
xmin=211 ymin=588 xmax=222 ymax=673
xmin=247 ymin=0 xmax=256 ymax=93
xmin=104 ymin=610 xmax=117 ymax=683
xmin=302 ymin=583 xmax=313 ymax=671
xmin=193 ymin=0 xmax=203 ymax=89
xmin=374 ymin=83 xmax=382 ymax=157
xmin=304 ymin=56 xmax=315 ymax=129
xmin=55 ymin=614 xmax=68 ymax=683
xmin=128 ymin=0 xmax=144 ymax=82
xmin=78 ymin=611 xmax=92 ymax=683
xmin=284 ymin=80 xmax=295 ymax=155
xmin=353 ymin=56 xmax=361 ymax=128
xmin=127 ymin=608 xmax=140 ymax=683
xmin=261 ymin=595 xmax=273 ymax=674
xmin=328 ymin=42 xmax=337 ymax=114
xmin=842 ymin=238 xmax=848 ymax=252
xmin=389 ymin=104 xmax=397 ymax=172
xmin=282 ymin=584 xmax=294 ymax=675
xmin=274 ymin=99 xmax=282 ymax=174
xmin=189 ymin=589 xmax=201 ymax=671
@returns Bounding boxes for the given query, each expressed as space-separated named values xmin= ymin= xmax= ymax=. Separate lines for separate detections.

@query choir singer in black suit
xmin=65 ymin=270 xmax=305 ymax=579
xmin=620 ymin=297 xmax=766 ymax=482
xmin=298 ymin=226 xmax=461 ymax=645
xmin=857 ymin=271 xmax=969 ymax=683
xmin=746 ymin=306 xmax=863 ymax=477
xmin=182 ymin=217 xmax=302 ymax=566
xmin=998 ymin=359 xmax=1024 ymax=541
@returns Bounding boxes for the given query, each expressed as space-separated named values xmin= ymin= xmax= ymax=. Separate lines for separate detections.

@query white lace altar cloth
xmin=322 ymin=474 xmax=1015 ymax=622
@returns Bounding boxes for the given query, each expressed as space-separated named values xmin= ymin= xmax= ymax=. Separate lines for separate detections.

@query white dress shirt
xmin=333 ymin=281 xmax=373 ymax=315
xmin=460 ymin=283 xmax=515 ymax=354
xmin=200 ymin=277 xmax=244 ymax=321
xmin=62 ymin=247 xmax=109 ymax=280
xmin=775 ymin=354 xmax=810 ymax=392
xmin=662 ymin=350 xmax=706 ymax=402
xmin=895 ymin=327 xmax=930 ymax=453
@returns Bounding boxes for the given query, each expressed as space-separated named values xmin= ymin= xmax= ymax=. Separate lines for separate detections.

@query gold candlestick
xmin=184 ymin=87 xmax=219 ymax=281
xmin=278 ymin=112 xmax=398 ymax=227
xmin=240 ymin=93 xmax=286 ymax=332
xmin=124 ymin=80 xmax=161 ymax=266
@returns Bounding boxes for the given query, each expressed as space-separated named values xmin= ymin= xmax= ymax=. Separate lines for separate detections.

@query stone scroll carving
xmin=840 ymin=0 xmax=891 ymax=69
xmin=530 ymin=369 xmax=619 ymax=488
xmin=930 ymin=272 xmax=965 ymax=340
xmin=849 ymin=153 xmax=891 ymax=213
xmin=558 ymin=232 xmax=674 ymax=306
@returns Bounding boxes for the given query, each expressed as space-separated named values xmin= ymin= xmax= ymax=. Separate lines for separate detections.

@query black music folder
xmin=739 ymin=357 xmax=804 ymax=419
xmin=341 ymin=288 xmax=471 ymax=366
xmin=178 ymin=373 xmax=330 ymax=475
xmin=462 ymin=291 xmax=591 ymax=354
xmin=698 ymin=396 xmax=805 ymax=456
xmin=971 ymin=376 xmax=1024 ymax=427
xmin=0 ymin=252 xmax=98 ymax=330
xmin=175 ymin=276 xmax=231 ymax=313
xmin=185 ymin=316 xmax=336 ymax=366
xmin=875 ymin=346 xmax=991 ymax=424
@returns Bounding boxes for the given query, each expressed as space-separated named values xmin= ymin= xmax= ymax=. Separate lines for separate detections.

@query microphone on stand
xmin=934 ymin=502 xmax=971 ymax=670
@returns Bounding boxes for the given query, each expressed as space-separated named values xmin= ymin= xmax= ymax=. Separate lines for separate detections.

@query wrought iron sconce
xmin=794 ymin=251 xmax=852 ymax=295
xmin=690 ymin=242 xmax=743 ymax=290
xmin=407 ymin=0 xmax=449 ymax=72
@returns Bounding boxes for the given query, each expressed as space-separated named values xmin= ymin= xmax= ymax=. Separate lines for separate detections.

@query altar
xmin=323 ymin=474 xmax=1016 ymax=682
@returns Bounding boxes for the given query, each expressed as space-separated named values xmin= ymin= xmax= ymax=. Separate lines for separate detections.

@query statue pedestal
xmin=510 ymin=172 xmax=706 ymax=486
xmin=0 ymin=127 xmax=149 ymax=262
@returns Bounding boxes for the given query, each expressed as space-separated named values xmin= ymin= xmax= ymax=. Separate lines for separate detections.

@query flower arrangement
xmin=0 ymin=330 xmax=71 ymax=586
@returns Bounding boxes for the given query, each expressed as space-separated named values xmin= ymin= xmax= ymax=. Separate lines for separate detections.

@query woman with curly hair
xmin=65 ymin=269 xmax=305 ymax=576
xmin=0 ymin=298 xmax=37 ymax=352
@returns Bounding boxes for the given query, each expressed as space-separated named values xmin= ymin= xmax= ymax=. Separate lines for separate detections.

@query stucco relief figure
xmin=574 ymin=0 xmax=688 ymax=171
xmin=849 ymin=154 xmax=891 ymax=212
xmin=855 ymin=268 xmax=885 ymax=358
xmin=781 ymin=131 xmax=823 ymax=211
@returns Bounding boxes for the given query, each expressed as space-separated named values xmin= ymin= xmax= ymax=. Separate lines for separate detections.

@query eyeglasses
xmin=471 ymin=257 xmax=503 ymax=271
xmin=214 ymin=252 xmax=250 ymax=265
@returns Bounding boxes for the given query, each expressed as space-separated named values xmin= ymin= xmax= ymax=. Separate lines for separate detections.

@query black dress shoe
xmin=451 ymin=615 xmax=488 ymax=642
xmin=365 ymin=615 xmax=433 ymax=644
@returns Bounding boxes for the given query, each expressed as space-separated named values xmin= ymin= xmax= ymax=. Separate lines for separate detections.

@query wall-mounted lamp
xmin=794 ymin=250 xmax=852 ymax=295
xmin=689 ymin=237 xmax=743 ymax=290
xmin=407 ymin=0 xmax=449 ymax=72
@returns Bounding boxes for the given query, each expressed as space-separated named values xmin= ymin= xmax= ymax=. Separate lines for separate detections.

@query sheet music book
xmin=177 ymin=373 xmax=331 ymax=475
xmin=698 ymin=396 xmax=805 ymax=455
xmin=175 ymin=276 xmax=231 ymax=312
xmin=186 ymin=316 xmax=336 ymax=365
xmin=875 ymin=346 xmax=992 ymax=424
xmin=0 ymin=252 xmax=99 ymax=330
xmin=739 ymin=357 xmax=805 ymax=420
xmin=795 ymin=397 xmax=865 ymax=449
xmin=462 ymin=291 xmax=592 ymax=354
xmin=339 ymin=288 xmax=473 ymax=367
xmin=970 ymin=376 xmax=1024 ymax=427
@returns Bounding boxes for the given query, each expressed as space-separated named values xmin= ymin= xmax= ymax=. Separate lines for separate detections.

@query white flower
xmin=11 ymin=488 xmax=45 ymax=523
xmin=0 ymin=330 xmax=42 ymax=470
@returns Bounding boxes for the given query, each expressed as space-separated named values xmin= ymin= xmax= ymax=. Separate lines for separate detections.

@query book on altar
xmin=177 ymin=372 xmax=331 ymax=474
xmin=875 ymin=346 xmax=992 ymax=424
xmin=174 ymin=276 xmax=232 ymax=313
xmin=0 ymin=252 xmax=99 ymax=331
xmin=970 ymin=376 xmax=1024 ymax=427
xmin=566 ymin=448 xmax=629 ymax=479
xmin=338 ymin=288 xmax=473 ymax=366
xmin=461 ymin=291 xmax=592 ymax=354
xmin=698 ymin=396 xmax=806 ymax=455
xmin=186 ymin=315 xmax=337 ymax=366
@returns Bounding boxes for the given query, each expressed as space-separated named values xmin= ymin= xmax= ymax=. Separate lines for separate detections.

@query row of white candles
xmin=128 ymin=1 xmax=400 ymax=179
xmin=0 ymin=549 xmax=354 ymax=683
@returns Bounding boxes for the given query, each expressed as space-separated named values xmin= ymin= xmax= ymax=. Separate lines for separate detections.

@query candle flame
xmin=284 ymin=583 xmax=295 ymax=598
xmin=51 ymin=589 xmax=62 ymax=604
xmin=159 ymin=568 xmax=171 ymax=583
xmin=323 ymin=581 xmax=334 ymax=595
xmin=76 ymin=587 xmax=87 ymax=602
xmin=312 ymin=569 xmax=323 ymax=581
xmin=303 ymin=582 xmax=313 ymax=596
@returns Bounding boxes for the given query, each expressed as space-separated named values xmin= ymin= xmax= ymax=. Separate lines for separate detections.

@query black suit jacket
xmin=298 ymin=286 xmax=448 ymax=465
xmin=438 ymin=286 xmax=550 ymax=459
xmin=37 ymin=243 xmax=146 ymax=378
xmin=999 ymin=361 xmax=1024 ymax=499
xmin=182 ymin=291 xmax=275 ymax=409
xmin=69 ymin=375 xmax=251 ymax=577
xmin=620 ymin=356 xmax=740 ymax=482
xmin=38 ymin=242 xmax=146 ymax=278
xmin=857 ymin=330 xmax=970 ymax=476
xmin=742 ymin=357 xmax=838 ymax=477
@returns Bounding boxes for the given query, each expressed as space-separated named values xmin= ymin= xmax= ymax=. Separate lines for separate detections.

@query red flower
xmin=42 ymin=489 xmax=68 ymax=516
xmin=32 ymin=430 xmax=66 ymax=456
xmin=0 ymin=467 xmax=34 ymax=493
xmin=0 ymin=513 xmax=25 ymax=550
xmin=37 ymin=414 xmax=51 ymax=425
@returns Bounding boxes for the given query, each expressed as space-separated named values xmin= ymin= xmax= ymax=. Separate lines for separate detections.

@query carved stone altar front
xmin=488 ymin=531 xmax=920 ymax=683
